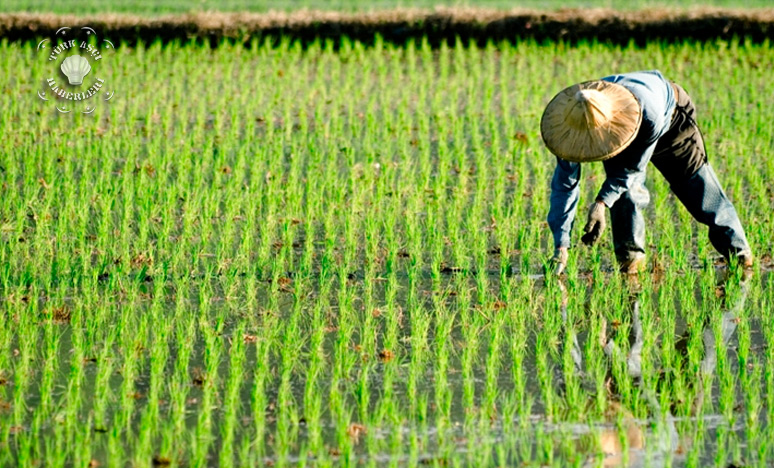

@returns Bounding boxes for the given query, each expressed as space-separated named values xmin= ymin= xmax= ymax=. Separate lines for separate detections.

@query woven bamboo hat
xmin=540 ymin=80 xmax=642 ymax=163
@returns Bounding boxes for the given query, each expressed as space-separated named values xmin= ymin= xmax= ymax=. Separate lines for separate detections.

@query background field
xmin=0 ymin=0 xmax=772 ymax=14
xmin=1 ymin=35 xmax=773 ymax=467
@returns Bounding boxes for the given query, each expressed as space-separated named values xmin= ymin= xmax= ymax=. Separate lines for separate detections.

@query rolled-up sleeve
xmin=547 ymin=157 xmax=581 ymax=248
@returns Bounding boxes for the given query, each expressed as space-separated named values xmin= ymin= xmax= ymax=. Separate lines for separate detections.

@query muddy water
xmin=8 ymin=269 xmax=770 ymax=467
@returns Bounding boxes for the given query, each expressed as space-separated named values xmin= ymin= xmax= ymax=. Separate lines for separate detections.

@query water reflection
xmin=557 ymin=270 xmax=750 ymax=467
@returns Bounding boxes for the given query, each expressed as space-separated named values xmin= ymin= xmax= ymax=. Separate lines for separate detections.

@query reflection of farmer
xmin=558 ymin=278 xmax=677 ymax=467
xmin=541 ymin=70 xmax=752 ymax=274
xmin=560 ymin=272 xmax=749 ymax=467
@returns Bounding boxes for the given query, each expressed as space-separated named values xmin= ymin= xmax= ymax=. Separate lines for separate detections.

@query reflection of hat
xmin=540 ymin=80 xmax=642 ymax=163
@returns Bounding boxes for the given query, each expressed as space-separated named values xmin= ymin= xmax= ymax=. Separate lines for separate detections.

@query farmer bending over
xmin=541 ymin=70 xmax=752 ymax=274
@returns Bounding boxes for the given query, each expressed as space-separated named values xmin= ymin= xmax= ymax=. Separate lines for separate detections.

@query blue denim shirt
xmin=547 ymin=70 xmax=677 ymax=248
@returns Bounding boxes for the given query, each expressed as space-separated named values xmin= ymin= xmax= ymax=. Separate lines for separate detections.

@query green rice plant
xmin=0 ymin=35 xmax=772 ymax=467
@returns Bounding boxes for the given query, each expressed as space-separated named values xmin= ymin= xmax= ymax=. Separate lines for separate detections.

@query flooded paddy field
xmin=1 ymin=38 xmax=773 ymax=466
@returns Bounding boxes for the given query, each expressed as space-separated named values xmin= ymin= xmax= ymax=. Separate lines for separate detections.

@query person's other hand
xmin=581 ymin=201 xmax=607 ymax=246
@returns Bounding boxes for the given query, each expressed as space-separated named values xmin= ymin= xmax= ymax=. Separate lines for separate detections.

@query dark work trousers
xmin=610 ymin=82 xmax=751 ymax=263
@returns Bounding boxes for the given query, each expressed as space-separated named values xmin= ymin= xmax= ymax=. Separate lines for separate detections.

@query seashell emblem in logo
xmin=60 ymin=55 xmax=91 ymax=85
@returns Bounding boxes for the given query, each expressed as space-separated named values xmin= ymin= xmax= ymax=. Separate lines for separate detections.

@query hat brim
xmin=540 ymin=80 xmax=643 ymax=163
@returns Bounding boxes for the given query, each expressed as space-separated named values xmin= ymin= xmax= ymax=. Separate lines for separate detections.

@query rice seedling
xmin=0 ymin=33 xmax=771 ymax=466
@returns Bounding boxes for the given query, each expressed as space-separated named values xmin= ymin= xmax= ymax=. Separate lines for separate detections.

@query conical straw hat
xmin=540 ymin=80 xmax=642 ymax=163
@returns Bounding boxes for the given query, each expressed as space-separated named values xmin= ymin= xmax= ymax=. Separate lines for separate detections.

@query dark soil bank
xmin=2 ymin=8 xmax=774 ymax=46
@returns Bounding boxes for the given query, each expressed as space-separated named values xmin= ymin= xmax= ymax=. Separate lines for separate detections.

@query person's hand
xmin=581 ymin=201 xmax=607 ymax=246
xmin=549 ymin=247 xmax=569 ymax=275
